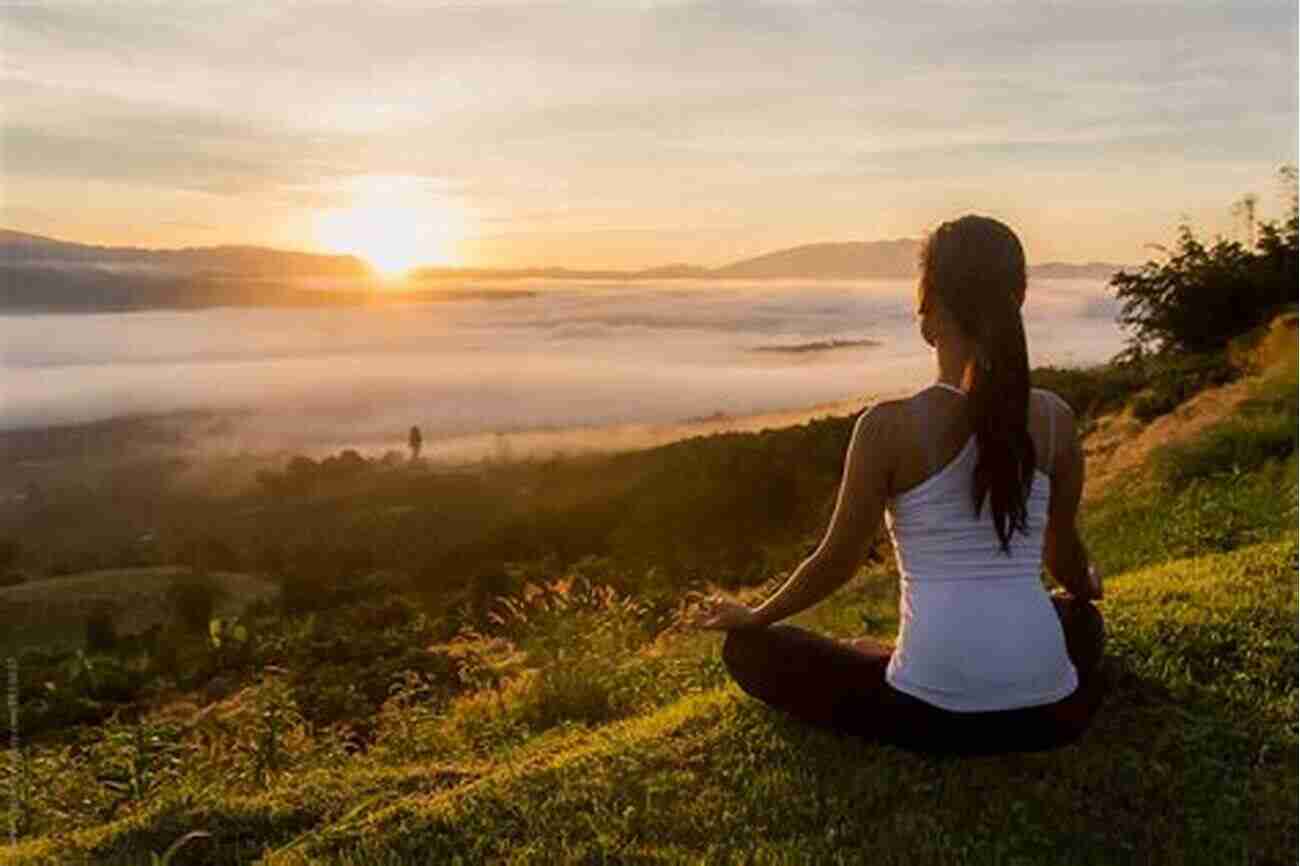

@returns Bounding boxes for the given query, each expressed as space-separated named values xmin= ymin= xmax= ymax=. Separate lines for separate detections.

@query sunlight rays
xmin=313 ymin=174 xmax=468 ymax=277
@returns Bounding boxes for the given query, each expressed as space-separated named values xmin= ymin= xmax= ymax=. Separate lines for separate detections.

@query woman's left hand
xmin=687 ymin=595 xmax=762 ymax=630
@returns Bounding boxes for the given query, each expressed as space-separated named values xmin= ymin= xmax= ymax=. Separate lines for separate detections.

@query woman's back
xmin=882 ymin=383 xmax=1078 ymax=711
xmin=713 ymin=214 xmax=1106 ymax=752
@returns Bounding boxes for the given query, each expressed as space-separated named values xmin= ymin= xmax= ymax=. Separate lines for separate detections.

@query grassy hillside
xmin=2 ymin=346 xmax=1295 ymax=865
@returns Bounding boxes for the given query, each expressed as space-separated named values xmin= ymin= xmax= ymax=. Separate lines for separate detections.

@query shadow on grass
xmin=722 ymin=653 xmax=1295 ymax=866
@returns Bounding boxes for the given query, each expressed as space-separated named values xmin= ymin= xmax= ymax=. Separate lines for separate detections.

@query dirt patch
xmin=1083 ymin=314 xmax=1297 ymax=501
xmin=1083 ymin=376 xmax=1264 ymax=502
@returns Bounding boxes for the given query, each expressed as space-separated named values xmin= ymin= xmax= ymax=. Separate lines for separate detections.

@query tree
xmin=408 ymin=425 xmax=423 ymax=461
xmin=1232 ymin=193 xmax=1258 ymax=246
xmin=1110 ymin=165 xmax=1298 ymax=358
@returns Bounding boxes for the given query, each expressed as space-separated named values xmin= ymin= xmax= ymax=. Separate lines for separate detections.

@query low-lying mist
xmin=0 ymin=278 xmax=1125 ymax=467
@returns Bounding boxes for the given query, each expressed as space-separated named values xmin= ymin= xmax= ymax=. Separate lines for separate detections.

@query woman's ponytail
xmin=967 ymin=292 xmax=1036 ymax=553
xmin=920 ymin=215 xmax=1035 ymax=554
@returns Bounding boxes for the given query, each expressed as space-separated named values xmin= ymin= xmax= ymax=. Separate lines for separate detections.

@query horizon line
xmin=0 ymin=226 xmax=1134 ymax=272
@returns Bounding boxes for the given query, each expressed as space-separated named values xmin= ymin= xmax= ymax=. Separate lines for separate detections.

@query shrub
xmin=166 ymin=572 xmax=227 ymax=634
xmin=84 ymin=604 xmax=118 ymax=652
xmin=433 ymin=678 xmax=532 ymax=756
xmin=482 ymin=577 xmax=656 ymax=730
xmin=93 ymin=715 xmax=189 ymax=812
xmin=1111 ymin=167 xmax=1297 ymax=358
xmin=236 ymin=674 xmax=308 ymax=789
xmin=1153 ymin=417 xmax=1296 ymax=487
xmin=275 ymin=554 xmax=380 ymax=615
xmin=1130 ymin=350 xmax=1241 ymax=423
xmin=207 ymin=615 xmax=253 ymax=671
xmin=1030 ymin=362 xmax=1148 ymax=419
xmin=256 ymin=449 xmax=376 ymax=497
xmin=374 ymin=669 xmax=443 ymax=762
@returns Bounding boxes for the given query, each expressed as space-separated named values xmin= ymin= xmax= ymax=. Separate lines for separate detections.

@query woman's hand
xmin=1086 ymin=563 xmax=1104 ymax=600
xmin=685 ymin=594 xmax=762 ymax=631
xmin=1053 ymin=564 xmax=1103 ymax=603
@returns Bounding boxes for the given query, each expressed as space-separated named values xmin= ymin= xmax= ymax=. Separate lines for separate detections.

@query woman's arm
xmin=1043 ymin=398 xmax=1102 ymax=600
xmin=749 ymin=402 xmax=896 ymax=627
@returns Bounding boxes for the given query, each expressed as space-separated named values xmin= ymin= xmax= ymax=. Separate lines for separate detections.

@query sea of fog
xmin=0 ymin=278 xmax=1126 ymax=463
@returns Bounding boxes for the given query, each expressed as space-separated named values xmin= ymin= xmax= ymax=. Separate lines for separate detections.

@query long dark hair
xmin=919 ymin=215 xmax=1035 ymax=554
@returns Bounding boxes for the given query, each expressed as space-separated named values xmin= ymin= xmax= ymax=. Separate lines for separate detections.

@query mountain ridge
xmin=0 ymin=229 xmax=1130 ymax=312
xmin=2 ymin=228 xmax=1129 ymax=280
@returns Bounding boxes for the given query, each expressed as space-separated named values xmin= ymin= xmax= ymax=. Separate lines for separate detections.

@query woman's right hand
xmin=687 ymin=595 xmax=762 ymax=631
xmin=1086 ymin=563 xmax=1104 ymax=600
xmin=1058 ymin=564 xmax=1103 ymax=601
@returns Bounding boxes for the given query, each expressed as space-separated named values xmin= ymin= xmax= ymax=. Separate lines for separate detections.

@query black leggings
xmin=722 ymin=596 xmax=1107 ymax=755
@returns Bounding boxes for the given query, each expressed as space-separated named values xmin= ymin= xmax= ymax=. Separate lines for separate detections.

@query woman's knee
xmin=1070 ymin=600 xmax=1106 ymax=677
xmin=721 ymin=627 xmax=767 ymax=680
xmin=1078 ymin=599 xmax=1105 ymax=653
xmin=1090 ymin=601 xmax=1105 ymax=638
xmin=722 ymin=626 xmax=806 ymax=698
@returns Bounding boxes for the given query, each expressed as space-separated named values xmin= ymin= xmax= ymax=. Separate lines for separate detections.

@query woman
xmin=690 ymin=215 xmax=1106 ymax=755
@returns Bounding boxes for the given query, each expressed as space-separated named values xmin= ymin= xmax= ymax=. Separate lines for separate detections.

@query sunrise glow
xmin=4 ymin=4 xmax=1294 ymax=266
xmin=313 ymin=175 xmax=466 ymax=277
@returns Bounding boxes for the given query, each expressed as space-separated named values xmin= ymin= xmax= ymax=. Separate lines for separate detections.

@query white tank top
xmin=882 ymin=384 xmax=1079 ymax=712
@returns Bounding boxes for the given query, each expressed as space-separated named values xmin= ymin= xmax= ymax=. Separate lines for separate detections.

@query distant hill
xmin=0 ymin=229 xmax=1129 ymax=312
xmin=713 ymin=239 xmax=922 ymax=278
xmin=0 ymin=230 xmax=539 ymax=312
xmin=1028 ymin=261 xmax=1128 ymax=279
xmin=712 ymin=241 xmax=1125 ymax=280
xmin=0 ymin=229 xmax=371 ymax=278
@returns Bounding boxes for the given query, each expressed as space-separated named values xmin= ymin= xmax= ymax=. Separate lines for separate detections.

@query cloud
xmin=2 ymin=1 xmax=1293 ymax=261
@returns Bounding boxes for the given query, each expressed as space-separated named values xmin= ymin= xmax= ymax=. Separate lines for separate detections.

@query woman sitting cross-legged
xmin=688 ymin=215 xmax=1106 ymax=756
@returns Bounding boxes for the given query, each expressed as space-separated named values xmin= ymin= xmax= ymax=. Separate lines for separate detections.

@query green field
xmin=0 ymin=567 xmax=279 ymax=657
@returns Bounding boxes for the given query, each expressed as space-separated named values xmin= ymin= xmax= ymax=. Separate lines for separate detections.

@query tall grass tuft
xmin=488 ymin=577 xmax=655 ymax=731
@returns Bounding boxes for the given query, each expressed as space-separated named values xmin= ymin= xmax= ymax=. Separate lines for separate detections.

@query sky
xmin=2 ymin=0 xmax=1296 ymax=270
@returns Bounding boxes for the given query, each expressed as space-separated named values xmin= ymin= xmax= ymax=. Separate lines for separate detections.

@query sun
xmin=313 ymin=175 xmax=466 ymax=278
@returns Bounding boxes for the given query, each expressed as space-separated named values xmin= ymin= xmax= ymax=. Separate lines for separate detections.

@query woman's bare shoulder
xmin=852 ymin=398 xmax=917 ymax=464
xmin=855 ymin=398 xmax=911 ymax=433
xmin=1029 ymin=386 xmax=1076 ymax=418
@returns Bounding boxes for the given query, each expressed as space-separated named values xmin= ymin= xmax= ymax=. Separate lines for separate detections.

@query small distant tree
xmin=1257 ymin=164 xmax=1300 ymax=284
xmin=283 ymin=455 xmax=319 ymax=495
xmin=321 ymin=449 xmax=368 ymax=481
xmin=1232 ymin=192 xmax=1259 ymax=247
xmin=408 ymin=425 xmax=423 ymax=461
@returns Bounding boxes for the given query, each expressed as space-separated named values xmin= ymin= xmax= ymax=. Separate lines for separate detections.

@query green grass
xmin=1081 ymin=453 xmax=1296 ymax=577
xmin=3 ymin=360 xmax=1296 ymax=866
xmin=276 ymin=537 xmax=1300 ymax=866
xmin=1082 ymin=358 xmax=1298 ymax=577
xmin=1152 ymin=358 xmax=1298 ymax=488
xmin=15 ymin=534 xmax=1288 ymax=866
